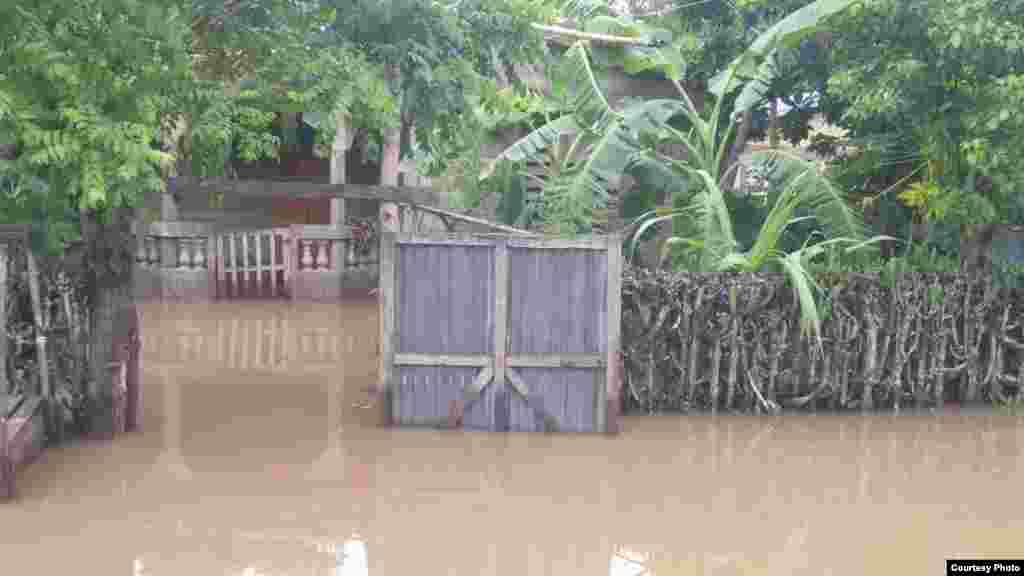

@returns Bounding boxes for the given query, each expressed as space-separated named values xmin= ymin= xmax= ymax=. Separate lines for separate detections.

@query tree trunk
xmin=768 ymin=99 xmax=780 ymax=149
xmin=80 ymin=208 xmax=135 ymax=405
xmin=724 ymin=109 xmax=753 ymax=191
xmin=380 ymin=64 xmax=403 ymax=187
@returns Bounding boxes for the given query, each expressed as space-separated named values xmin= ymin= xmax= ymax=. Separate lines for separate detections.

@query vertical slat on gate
xmin=604 ymin=234 xmax=622 ymax=434
xmin=255 ymin=231 xmax=264 ymax=298
xmin=493 ymin=239 xmax=509 ymax=431
xmin=269 ymin=230 xmax=278 ymax=298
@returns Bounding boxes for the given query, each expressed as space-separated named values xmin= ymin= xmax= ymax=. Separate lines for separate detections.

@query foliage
xmin=620 ymin=0 xmax=872 ymax=344
xmin=0 ymin=0 xmax=186 ymax=251
xmin=318 ymin=0 xmax=550 ymax=172
xmin=827 ymin=0 xmax=1024 ymax=227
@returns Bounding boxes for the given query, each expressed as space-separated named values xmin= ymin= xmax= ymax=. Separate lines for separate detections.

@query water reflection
xmin=610 ymin=549 xmax=650 ymax=576
xmin=0 ymin=302 xmax=1020 ymax=576
xmin=336 ymin=536 xmax=369 ymax=576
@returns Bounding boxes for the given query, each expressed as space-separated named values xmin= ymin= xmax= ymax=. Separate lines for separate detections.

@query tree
xmin=317 ymin=0 xmax=549 ymax=186
xmin=0 ymin=0 xmax=364 ymax=395
xmin=0 ymin=0 xmax=194 ymax=395
xmin=824 ymin=0 xmax=1024 ymax=270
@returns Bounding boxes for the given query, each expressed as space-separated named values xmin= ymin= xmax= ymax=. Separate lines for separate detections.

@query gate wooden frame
xmin=378 ymin=231 xmax=623 ymax=434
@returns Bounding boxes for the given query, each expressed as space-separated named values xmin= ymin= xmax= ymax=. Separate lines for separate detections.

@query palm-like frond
xmin=484 ymin=41 xmax=688 ymax=233
xmin=560 ymin=0 xmax=616 ymax=22
xmin=776 ymin=249 xmax=825 ymax=346
xmin=709 ymin=0 xmax=859 ymax=117
xmin=749 ymin=148 xmax=868 ymax=240
xmin=480 ymin=113 xmax=578 ymax=179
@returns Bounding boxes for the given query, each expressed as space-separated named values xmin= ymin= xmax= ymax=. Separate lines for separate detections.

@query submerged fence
xmin=379 ymin=232 xmax=623 ymax=433
xmin=135 ymin=221 xmax=378 ymax=301
xmin=621 ymin=269 xmax=1024 ymax=414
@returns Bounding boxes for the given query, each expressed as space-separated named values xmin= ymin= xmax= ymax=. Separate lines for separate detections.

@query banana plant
xmin=627 ymin=43 xmax=889 ymax=345
xmin=482 ymin=0 xmax=858 ymax=235
xmin=479 ymin=9 xmax=681 ymax=234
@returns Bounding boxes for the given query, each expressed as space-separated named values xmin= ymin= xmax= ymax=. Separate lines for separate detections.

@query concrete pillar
xmin=330 ymin=112 xmax=354 ymax=186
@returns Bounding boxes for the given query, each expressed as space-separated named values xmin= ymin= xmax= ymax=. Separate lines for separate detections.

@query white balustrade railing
xmin=135 ymin=221 xmax=381 ymax=299
xmin=136 ymin=235 xmax=209 ymax=270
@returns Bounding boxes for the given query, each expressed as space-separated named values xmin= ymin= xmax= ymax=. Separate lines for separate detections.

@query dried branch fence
xmin=621 ymin=269 xmax=1024 ymax=414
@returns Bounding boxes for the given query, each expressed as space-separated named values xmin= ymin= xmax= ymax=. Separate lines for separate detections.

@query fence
xmin=621 ymin=270 xmax=1024 ymax=414
xmin=378 ymin=231 xmax=623 ymax=434
xmin=135 ymin=221 xmax=378 ymax=301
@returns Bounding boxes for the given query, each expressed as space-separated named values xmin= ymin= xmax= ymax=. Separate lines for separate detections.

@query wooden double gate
xmin=135 ymin=221 xmax=378 ymax=301
xmin=378 ymin=232 xmax=623 ymax=434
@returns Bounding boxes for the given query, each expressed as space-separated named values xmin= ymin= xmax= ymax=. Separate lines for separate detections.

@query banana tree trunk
xmin=768 ymin=99 xmax=780 ymax=149
xmin=725 ymin=109 xmax=753 ymax=191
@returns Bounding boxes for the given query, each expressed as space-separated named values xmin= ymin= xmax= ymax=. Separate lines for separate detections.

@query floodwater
xmin=1 ymin=301 xmax=1022 ymax=575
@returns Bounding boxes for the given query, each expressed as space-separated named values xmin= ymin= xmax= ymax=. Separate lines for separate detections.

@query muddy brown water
xmin=1 ymin=301 xmax=1022 ymax=575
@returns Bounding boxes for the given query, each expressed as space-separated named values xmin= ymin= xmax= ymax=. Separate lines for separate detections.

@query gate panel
xmin=382 ymin=232 xmax=622 ymax=433
xmin=391 ymin=241 xmax=496 ymax=428
xmin=504 ymin=242 xmax=611 ymax=433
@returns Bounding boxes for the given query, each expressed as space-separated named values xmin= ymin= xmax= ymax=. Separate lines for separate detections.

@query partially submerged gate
xmin=378 ymin=231 xmax=623 ymax=434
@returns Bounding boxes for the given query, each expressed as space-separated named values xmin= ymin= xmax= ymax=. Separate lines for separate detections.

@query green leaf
xmin=709 ymin=0 xmax=858 ymax=103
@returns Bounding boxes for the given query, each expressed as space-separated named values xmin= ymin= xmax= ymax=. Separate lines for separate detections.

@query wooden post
xmin=492 ymin=239 xmax=509 ymax=431
xmin=25 ymin=249 xmax=55 ymax=440
xmin=604 ymin=234 xmax=623 ymax=434
xmin=378 ymin=201 xmax=400 ymax=425
xmin=0 ymin=244 xmax=7 ymax=399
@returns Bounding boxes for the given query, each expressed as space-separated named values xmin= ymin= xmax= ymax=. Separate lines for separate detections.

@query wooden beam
xmin=507 ymin=354 xmax=605 ymax=369
xmin=403 ymin=203 xmax=537 ymax=236
xmin=289 ymin=224 xmax=352 ymax=241
xmin=180 ymin=180 xmax=440 ymax=206
xmin=391 ymin=232 xmax=618 ymax=253
xmin=447 ymin=364 xmax=495 ymax=429
xmin=508 ymin=236 xmax=613 ymax=250
xmin=532 ymin=23 xmax=658 ymax=47
xmin=393 ymin=353 xmax=490 ymax=367
xmin=0 ymin=225 xmax=29 ymax=243
xmin=506 ymin=368 xmax=560 ymax=433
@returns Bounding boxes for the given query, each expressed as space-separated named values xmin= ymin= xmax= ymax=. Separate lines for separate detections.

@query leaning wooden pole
xmin=24 ymin=248 xmax=56 ymax=442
